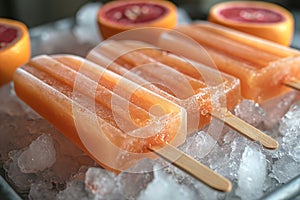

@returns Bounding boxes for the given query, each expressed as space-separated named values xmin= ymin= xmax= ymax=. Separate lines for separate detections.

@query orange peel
xmin=208 ymin=1 xmax=294 ymax=46
xmin=0 ymin=18 xmax=30 ymax=86
xmin=97 ymin=0 xmax=177 ymax=40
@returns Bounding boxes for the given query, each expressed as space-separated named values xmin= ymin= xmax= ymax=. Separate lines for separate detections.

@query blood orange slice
xmin=208 ymin=1 xmax=294 ymax=46
xmin=0 ymin=18 xmax=30 ymax=86
xmin=97 ymin=0 xmax=177 ymax=39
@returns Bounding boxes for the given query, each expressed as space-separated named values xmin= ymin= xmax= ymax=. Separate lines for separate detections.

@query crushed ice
xmin=236 ymin=144 xmax=266 ymax=200
xmin=234 ymin=99 xmax=265 ymax=128
xmin=138 ymin=165 xmax=197 ymax=200
xmin=18 ymin=134 xmax=56 ymax=173
xmin=1 ymin=82 xmax=300 ymax=200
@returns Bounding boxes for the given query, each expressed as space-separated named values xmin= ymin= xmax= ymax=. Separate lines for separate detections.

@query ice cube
xmin=214 ymin=132 xmax=251 ymax=181
xmin=221 ymin=129 xmax=237 ymax=145
xmin=118 ymin=159 xmax=154 ymax=199
xmin=160 ymin=131 xmax=219 ymax=185
xmin=179 ymin=130 xmax=217 ymax=160
xmin=47 ymin=131 xmax=95 ymax=183
xmin=18 ymin=134 xmax=56 ymax=173
xmin=138 ymin=165 xmax=197 ymax=200
xmin=85 ymin=167 xmax=122 ymax=199
xmin=163 ymin=163 xmax=190 ymax=184
xmin=189 ymin=179 xmax=222 ymax=200
xmin=262 ymin=91 xmax=298 ymax=129
xmin=206 ymin=142 xmax=232 ymax=178
xmin=207 ymin=142 xmax=229 ymax=169
xmin=3 ymin=150 xmax=36 ymax=193
xmin=197 ymin=131 xmax=249 ymax=181
xmin=279 ymin=101 xmax=300 ymax=137
xmin=56 ymin=179 xmax=95 ymax=200
xmin=28 ymin=181 xmax=58 ymax=200
xmin=236 ymin=144 xmax=266 ymax=200
xmin=118 ymin=171 xmax=153 ymax=199
xmin=0 ymin=104 xmax=46 ymax=163
xmin=234 ymin=100 xmax=265 ymax=128
xmin=278 ymin=101 xmax=300 ymax=162
xmin=161 ymin=160 xmax=225 ymax=200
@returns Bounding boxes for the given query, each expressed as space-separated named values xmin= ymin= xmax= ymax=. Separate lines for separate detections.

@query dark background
xmin=0 ymin=0 xmax=299 ymax=28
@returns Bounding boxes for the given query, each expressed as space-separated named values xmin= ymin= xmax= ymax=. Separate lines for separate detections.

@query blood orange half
xmin=97 ymin=0 xmax=177 ymax=39
xmin=0 ymin=18 xmax=30 ymax=86
xmin=208 ymin=1 xmax=294 ymax=46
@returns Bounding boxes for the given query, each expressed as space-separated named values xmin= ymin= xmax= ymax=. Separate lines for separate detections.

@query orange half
xmin=97 ymin=0 xmax=177 ymax=39
xmin=0 ymin=18 xmax=31 ymax=86
xmin=208 ymin=1 xmax=294 ymax=46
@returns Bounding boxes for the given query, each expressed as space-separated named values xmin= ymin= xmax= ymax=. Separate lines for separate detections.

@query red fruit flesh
xmin=103 ymin=3 xmax=167 ymax=24
xmin=0 ymin=24 xmax=19 ymax=49
xmin=219 ymin=7 xmax=285 ymax=23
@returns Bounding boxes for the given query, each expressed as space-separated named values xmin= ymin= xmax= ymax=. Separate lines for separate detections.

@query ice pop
xmin=82 ymin=39 xmax=278 ymax=149
xmin=87 ymin=40 xmax=240 ymax=132
xmin=13 ymin=54 xmax=186 ymax=171
xmin=174 ymin=21 xmax=300 ymax=103
xmin=13 ymin=54 xmax=232 ymax=192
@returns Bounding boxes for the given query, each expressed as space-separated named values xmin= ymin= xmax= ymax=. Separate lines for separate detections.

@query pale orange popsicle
xmin=13 ymin=55 xmax=187 ymax=172
xmin=175 ymin=21 xmax=300 ymax=103
xmin=78 ymin=40 xmax=241 ymax=134
xmin=83 ymin=39 xmax=278 ymax=150
xmin=13 ymin=54 xmax=234 ymax=192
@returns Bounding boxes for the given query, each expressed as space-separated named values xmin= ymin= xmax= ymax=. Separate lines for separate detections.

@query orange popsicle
xmin=174 ymin=21 xmax=300 ymax=103
xmin=82 ymin=39 xmax=278 ymax=149
xmin=13 ymin=54 xmax=187 ymax=172
xmin=13 ymin=54 xmax=233 ymax=192
xmin=84 ymin=40 xmax=240 ymax=134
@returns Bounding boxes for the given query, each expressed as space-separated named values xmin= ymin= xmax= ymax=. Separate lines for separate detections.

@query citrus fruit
xmin=0 ymin=18 xmax=30 ymax=86
xmin=97 ymin=0 xmax=177 ymax=39
xmin=208 ymin=1 xmax=294 ymax=46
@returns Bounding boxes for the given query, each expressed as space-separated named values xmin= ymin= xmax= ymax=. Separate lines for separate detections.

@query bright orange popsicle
xmin=175 ymin=21 xmax=300 ymax=103
xmin=83 ymin=39 xmax=241 ymax=134
xmin=13 ymin=55 xmax=187 ymax=172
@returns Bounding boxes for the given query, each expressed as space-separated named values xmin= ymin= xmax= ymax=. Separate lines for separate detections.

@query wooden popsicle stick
xmin=149 ymin=144 xmax=232 ymax=192
xmin=283 ymin=80 xmax=300 ymax=91
xmin=211 ymin=111 xmax=278 ymax=149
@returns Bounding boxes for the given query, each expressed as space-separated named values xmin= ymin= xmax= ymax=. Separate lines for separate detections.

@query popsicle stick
xmin=211 ymin=111 xmax=278 ymax=149
xmin=149 ymin=144 xmax=232 ymax=192
xmin=283 ymin=80 xmax=300 ymax=91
